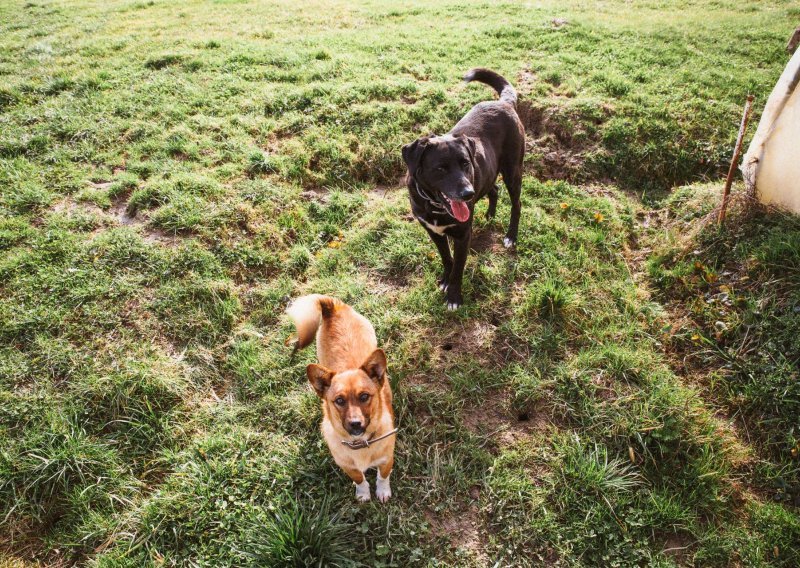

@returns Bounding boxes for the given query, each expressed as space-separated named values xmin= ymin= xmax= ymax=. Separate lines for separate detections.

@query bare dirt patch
xmin=299 ymin=187 xmax=330 ymax=204
xmin=139 ymin=227 xmax=182 ymax=246
xmin=368 ymin=182 xmax=404 ymax=204
xmin=581 ymin=183 xmax=620 ymax=200
xmin=658 ymin=531 xmax=697 ymax=565
xmin=0 ymin=525 xmax=71 ymax=568
xmin=51 ymin=197 xmax=104 ymax=217
xmin=48 ymin=195 xmax=182 ymax=246
xmin=470 ymin=226 xmax=504 ymax=254
xmin=425 ymin=504 xmax=488 ymax=563
xmin=439 ymin=319 xmax=498 ymax=366
xmin=462 ymin=390 xmax=555 ymax=448
xmin=109 ymin=192 xmax=138 ymax=226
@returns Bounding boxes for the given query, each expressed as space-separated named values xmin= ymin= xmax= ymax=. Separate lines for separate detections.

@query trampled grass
xmin=1 ymin=0 xmax=799 ymax=566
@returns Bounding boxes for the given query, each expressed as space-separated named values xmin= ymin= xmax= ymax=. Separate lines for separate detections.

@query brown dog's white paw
xmin=376 ymin=472 xmax=392 ymax=503
xmin=355 ymin=479 xmax=371 ymax=502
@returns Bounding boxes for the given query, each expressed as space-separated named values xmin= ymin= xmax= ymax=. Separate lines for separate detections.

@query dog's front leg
xmin=345 ymin=468 xmax=371 ymax=502
xmin=424 ymin=227 xmax=453 ymax=292
xmin=376 ymin=457 xmax=393 ymax=503
xmin=446 ymin=232 xmax=470 ymax=310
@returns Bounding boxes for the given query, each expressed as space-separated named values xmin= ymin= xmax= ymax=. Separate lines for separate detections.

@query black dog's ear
xmin=361 ymin=349 xmax=387 ymax=387
xmin=462 ymin=135 xmax=477 ymax=167
xmin=402 ymin=137 xmax=430 ymax=179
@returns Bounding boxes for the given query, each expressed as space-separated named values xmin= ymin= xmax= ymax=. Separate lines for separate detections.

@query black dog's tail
xmin=463 ymin=68 xmax=517 ymax=106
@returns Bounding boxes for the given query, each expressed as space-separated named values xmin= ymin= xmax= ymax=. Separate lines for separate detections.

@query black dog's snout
xmin=457 ymin=186 xmax=475 ymax=200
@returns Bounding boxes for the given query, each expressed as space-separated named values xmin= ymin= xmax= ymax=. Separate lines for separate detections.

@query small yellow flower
xmin=560 ymin=202 xmax=569 ymax=210
xmin=594 ymin=212 xmax=604 ymax=223
xmin=691 ymin=334 xmax=701 ymax=341
xmin=327 ymin=240 xmax=341 ymax=248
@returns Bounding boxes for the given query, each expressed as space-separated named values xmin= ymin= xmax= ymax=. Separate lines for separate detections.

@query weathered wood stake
xmin=787 ymin=26 xmax=800 ymax=54
xmin=718 ymin=94 xmax=754 ymax=226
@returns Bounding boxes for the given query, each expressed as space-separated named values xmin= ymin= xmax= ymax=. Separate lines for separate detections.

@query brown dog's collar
xmin=341 ymin=428 xmax=398 ymax=450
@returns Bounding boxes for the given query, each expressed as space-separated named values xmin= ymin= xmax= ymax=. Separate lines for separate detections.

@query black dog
xmin=402 ymin=68 xmax=525 ymax=310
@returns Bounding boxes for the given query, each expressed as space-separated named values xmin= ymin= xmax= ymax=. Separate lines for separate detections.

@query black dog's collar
xmin=414 ymin=180 xmax=445 ymax=209
xmin=414 ymin=180 xmax=450 ymax=216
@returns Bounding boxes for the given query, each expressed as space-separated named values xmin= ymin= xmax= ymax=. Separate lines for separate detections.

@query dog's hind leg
xmin=501 ymin=164 xmax=522 ymax=249
xmin=486 ymin=184 xmax=499 ymax=219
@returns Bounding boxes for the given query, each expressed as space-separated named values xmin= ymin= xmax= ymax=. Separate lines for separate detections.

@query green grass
xmin=1 ymin=0 xmax=799 ymax=566
xmin=648 ymin=195 xmax=800 ymax=511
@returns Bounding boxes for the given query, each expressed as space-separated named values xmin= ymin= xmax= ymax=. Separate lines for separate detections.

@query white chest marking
xmin=417 ymin=216 xmax=455 ymax=235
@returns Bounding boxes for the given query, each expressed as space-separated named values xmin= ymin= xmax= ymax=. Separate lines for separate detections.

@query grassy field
xmin=1 ymin=0 xmax=799 ymax=566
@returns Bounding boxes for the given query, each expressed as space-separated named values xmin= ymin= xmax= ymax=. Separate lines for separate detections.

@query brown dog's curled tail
xmin=463 ymin=68 xmax=517 ymax=106
xmin=286 ymin=294 xmax=339 ymax=351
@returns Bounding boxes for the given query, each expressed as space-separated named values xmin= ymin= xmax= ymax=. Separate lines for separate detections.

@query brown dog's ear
xmin=401 ymin=137 xmax=430 ymax=179
xmin=307 ymin=364 xmax=334 ymax=398
xmin=361 ymin=349 xmax=387 ymax=387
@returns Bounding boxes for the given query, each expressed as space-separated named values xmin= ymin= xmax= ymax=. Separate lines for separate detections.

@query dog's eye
xmin=359 ymin=393 xmax=370 ymax=403
xmin=334 ymin=397 xmax=345 ymax=406
xmin=436 ymin=165 xmax=447 ymax=172
xmin=461 ymin=160 xmax=470 ymax=168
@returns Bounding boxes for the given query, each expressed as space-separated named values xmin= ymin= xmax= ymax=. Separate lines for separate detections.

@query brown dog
xmin=287 ymin=294 xmax=395 ymax=503
xmin=402 ymin=68 xmax=525 ymax=309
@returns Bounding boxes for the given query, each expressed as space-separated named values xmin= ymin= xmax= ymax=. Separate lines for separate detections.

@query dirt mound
xmin=515 ymin=66 xmax=613 ymax=184
xmin=517 ymin=98 xmax=612 ymax=183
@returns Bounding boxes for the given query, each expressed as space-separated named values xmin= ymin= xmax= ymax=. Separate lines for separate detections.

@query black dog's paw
xmin=445 ymin=290 xmax=463 ymax=311
xmin=503 ymin=236 xmax=516 ymax=249
xmin=438 ymin=275 xmax=450 ymax=293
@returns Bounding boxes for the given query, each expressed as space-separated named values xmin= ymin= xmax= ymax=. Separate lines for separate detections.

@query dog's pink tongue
xmin=449 ymin=199 xmax=470 ymax=222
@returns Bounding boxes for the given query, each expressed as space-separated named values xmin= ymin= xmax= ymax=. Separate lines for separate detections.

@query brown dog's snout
xmin=344 ymin=407 xmax=367 ymax=435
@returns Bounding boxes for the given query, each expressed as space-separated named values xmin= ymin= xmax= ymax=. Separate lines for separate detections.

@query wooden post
xmin=718 ymin=95 xmax=755 ymax=226
xmin=787 ymin=26 xmax=800 ymax=54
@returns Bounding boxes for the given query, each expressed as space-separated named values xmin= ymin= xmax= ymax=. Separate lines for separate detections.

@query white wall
xmin=742 ymin=48 xmax=800 ymax=214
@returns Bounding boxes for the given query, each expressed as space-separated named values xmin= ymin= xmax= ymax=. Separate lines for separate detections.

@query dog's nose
xmin=457 ymin=186 xmax=475 ymax=200
xmin=349 ymin=420 xmax=363 ymax=431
